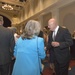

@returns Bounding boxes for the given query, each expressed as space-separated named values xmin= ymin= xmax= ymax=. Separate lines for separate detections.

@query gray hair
xmin=21 ymin=20 xmax=41 ymax=39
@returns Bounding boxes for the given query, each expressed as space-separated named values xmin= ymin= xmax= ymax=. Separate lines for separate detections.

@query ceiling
xmin=0 ymin=0 xmax=27 ymax=17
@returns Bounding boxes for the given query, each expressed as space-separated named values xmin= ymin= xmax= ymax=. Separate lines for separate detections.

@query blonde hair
xmin=21 ymin=20 xmax=41 ymax=39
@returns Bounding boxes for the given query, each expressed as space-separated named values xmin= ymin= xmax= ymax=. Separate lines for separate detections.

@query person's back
xmin=12 ymin=20 xmax=46 ymax=75
xmin=0 ymin=16 xmax=15 ymax=75
xmin=0 ymin=26 xmax=15 ymax=64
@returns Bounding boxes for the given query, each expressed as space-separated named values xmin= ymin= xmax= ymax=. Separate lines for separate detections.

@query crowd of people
xmin=0 ymin=15 xmax=73 ymax=75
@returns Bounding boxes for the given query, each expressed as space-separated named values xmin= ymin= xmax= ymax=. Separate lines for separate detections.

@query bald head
xmin=48 ymin=18 xmax=58 ymax=31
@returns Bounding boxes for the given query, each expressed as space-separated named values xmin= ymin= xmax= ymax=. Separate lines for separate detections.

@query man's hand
xmin=51 ymin=41 xmax=60 ymax=47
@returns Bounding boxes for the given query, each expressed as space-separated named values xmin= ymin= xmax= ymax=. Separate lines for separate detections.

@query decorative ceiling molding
xmin=0 ymin=0 xmax=25 ymax=7
xmin=0 ymin=0 xmax=27 ymax=16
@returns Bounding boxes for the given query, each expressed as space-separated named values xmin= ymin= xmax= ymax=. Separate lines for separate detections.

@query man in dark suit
xmin=0 ymin=16 xmax=15 ymax=75
xmin=47 ymin=18 xmax=73 ymax=75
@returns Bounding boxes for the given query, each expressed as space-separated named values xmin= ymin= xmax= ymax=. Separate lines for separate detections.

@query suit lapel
xmin=50 ymin=31 xmax=53 ymax=41
xmin=49 ymin=27 xmax=61 ymax=41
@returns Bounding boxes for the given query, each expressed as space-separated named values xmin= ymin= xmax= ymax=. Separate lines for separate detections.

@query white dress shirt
xmin=52 ymin=26 xmax=59 ymax=40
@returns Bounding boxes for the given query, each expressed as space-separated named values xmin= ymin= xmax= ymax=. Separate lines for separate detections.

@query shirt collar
xmin=54 ymin=25 xmax=59 ymax=32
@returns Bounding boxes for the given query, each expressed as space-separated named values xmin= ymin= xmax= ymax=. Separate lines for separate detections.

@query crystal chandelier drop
xmin=2 ymin=4 xmax=13 ymax=10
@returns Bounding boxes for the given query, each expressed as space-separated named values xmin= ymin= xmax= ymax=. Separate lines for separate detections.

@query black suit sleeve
xmin=9 ymin=30 xmax=15 ymax=57
xmin=59 ymin=29 xmax=73 ymax=49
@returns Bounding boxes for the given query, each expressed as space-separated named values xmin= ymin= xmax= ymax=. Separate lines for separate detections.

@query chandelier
xmin=2 ymin=4 xmax=13 ymax=10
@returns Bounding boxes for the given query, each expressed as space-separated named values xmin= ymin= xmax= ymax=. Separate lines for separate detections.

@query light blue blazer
xmin=12 ymin=36 xmax=46 ymax=75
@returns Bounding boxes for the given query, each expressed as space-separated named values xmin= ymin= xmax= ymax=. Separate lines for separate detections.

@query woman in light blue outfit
xmin=12 ymin=20 xmax=46 ymax=75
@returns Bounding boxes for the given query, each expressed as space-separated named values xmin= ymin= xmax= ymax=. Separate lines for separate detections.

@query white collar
xmin=53 ymin=26 xmax=59 ymax=35
xmin=54 ymin=26 xmax=59 ymax=32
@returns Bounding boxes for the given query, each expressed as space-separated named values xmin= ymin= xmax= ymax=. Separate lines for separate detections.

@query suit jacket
xmin=0 ymin=26 xmax=15 ymax=65
xmin=48 ymin=26 xmax=73 ymax=64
